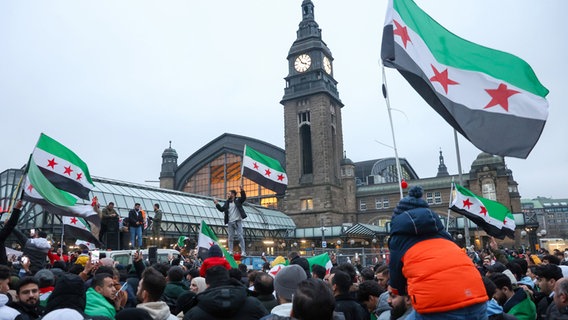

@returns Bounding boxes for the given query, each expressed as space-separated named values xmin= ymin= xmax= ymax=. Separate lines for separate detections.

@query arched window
xmin=482 ymin=179 xmax=497 ymax=200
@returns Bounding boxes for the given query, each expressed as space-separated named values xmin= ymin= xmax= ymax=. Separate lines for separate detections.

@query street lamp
xmin=320 ymin=218 xmax=327 ymax=249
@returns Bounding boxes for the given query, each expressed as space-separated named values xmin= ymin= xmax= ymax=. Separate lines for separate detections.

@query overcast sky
xmin=1 ymin=1 xmax=566 ymax=200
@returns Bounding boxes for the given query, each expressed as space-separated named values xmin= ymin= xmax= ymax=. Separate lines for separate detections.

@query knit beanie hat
xmin=393 ymin=186 xmax=429 ymax=214
xmin=274 ymin=265 xmax=307 ymax=301
xmin=45 ymin=273 xmax=86 ymax=314
xmin=208 ymin=245 xmax=223 ymax=258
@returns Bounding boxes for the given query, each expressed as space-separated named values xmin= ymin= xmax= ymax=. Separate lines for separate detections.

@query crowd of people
xmin=1 ymin=187 xmax=568 ymax=319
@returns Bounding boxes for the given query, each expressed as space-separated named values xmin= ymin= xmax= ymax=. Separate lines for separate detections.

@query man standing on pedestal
xmin=100 ymin=202 xmax=118 ymax=246
xmin=152 ymin=203 xmax=163 ymax=246
xmin=214 ymin=186 xmax=247 ymax=255
xmin=128 ymin=203 xmax=144 ymax=249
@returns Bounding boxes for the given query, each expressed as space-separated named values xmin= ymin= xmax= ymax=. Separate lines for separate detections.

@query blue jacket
xmin=388 ymin=206 xmax=452 ymax=295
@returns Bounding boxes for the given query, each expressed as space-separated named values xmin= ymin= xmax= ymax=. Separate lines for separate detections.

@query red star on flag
xmin=429 ymin=65 xmax=459 ymax=94
xmin=264 ymin=169 xmax=271 ymax=177
xmin=270 ymin=265 xmax=282 ymax=276
xmin=209 ymin=242 xmax=214 ymax=247
xmin=462 ymin=198 xmax=473 ymax=210
xmin=70 ymin=217 xmax=78 ymax=224
xmin=47 ymin=158 xmax=58 ymax=169
xmin=253 ymin=162 xmax=259 ymax=170
xmin=277 ymin=174 xmax=285 ymax=181
xmin=393 ymin=20 xmax=411 ymax=48
xmin=479 ymin=206 xmax=487 ymax=216
xmin=76 ymin=173 xmax=83 ymax=181
xmin=64 ymin=166 xmax=73 ymax=176
xmin=484 ymin=83 xmax=519 ymax=112
xmin=27 ymin=184 xmax=34 ymax=192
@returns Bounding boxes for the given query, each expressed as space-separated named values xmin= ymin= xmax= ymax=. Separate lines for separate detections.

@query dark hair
xmin=38 ymin=230 xmax=48 ymax=238
xmin=292 ymin=279 xmax=335 ymax=320
xmin=482 ymin=276 xmax=497 ymax=299
xmin=375 ymin=264 xmax=389 ymax=276
xmin=229 ymin=190 xmax=237 ymax=196
xmin=489 ymin=273 xmax=512 ymax=291
xmin=154 ymin=203 xmax=159 ymax=209
xmin=336 ymin=263 xmax=357 ymax=283
xmin=358 ymin=280 xmax=382 ymax=302
xmin=151 ymin=263 xmax=169 ymax=277
xmin=513 ymin=258 xmax=528 ymax=275
xmin=543 ymin=254 xmax=561 ymax=265
xmin=135 ymin=203 xmax=141 ymax=206
xmin=187 ymin=268 xmax=200 ymax=279
xmin=0 ymin=265 xmax=11 ymax=280
xmin=52 ymin=260 xmax=67 ymax=271
xmin=505 ymin=262 xmax=523 ymax=281
xmin=96 ymin=266 xmax=115 ymax=277
xmin=331 ymin=270 xmax=351 ymax=294
xmin=92 ymin=273 xmax=113 ymax=289
xmin=205 ymin=266 xmax=230 ymax=287
xmin=167 ymin=266 xmax=184 ymax=282
xmin=254 ymin=273 xmax=274 ymax=295
xmin=238 ymin=263 xmax=248 ymax=273
xmin=534 ymin=264 xmax=563 ymax=281
xmin=311 ymin=264 xmax=326 ymax=279
xmin=228 ymin=268 xmax=243 ymax=283
xmin=360 ymin=267 xmax=375 ymax=281
xmin=16 ymin=276 xmax=39 ymax=294
xmin=141 ymin=267 xmax=167 ymax=302
xmin=108 ymin=202 xmax=114 ymax=206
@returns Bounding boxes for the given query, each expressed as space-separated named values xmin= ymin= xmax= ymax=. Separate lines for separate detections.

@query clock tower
xmin=281 ymin=0 xmax=354 ymax=228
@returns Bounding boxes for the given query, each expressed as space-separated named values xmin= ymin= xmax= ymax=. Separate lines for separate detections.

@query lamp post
xmin=320 ymin=218 xmax=327 ymax=249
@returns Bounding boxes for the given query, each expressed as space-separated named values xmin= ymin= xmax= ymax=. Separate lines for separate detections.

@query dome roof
xmin=340 ymin=157 xmax=354 ymax=166
xmin=162 ymin=141 xmax=178 ymax=158
xmin=471 ymin=152 xmax=503 ymax=168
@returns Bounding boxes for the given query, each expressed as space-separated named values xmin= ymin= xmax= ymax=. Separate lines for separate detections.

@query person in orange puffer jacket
xmin=388 ymin=186 xmax=488 ymax=319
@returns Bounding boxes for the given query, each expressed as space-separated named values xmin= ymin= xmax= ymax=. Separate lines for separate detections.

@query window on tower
xmin=301 ymin=198 xmax=313 ymax=211
xmin=298 ymin=111 xmax=310 ymax=124
xmin=482 ymin=179 xmax=497 ymax=200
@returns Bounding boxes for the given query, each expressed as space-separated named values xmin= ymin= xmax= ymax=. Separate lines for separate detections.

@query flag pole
xmin=446 ymin=178 xmax=455 ymax=233
xmin=60 ymin=218 xmax=65 ymax=258
xmin=453 ymin=129 xmax=471 ymax=247
xmin=381 ymin=65 xmax=404 ymax=199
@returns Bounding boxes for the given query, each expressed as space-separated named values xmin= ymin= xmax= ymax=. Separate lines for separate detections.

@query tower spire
xmin=436 ymin=148 xmax=449 ymax=177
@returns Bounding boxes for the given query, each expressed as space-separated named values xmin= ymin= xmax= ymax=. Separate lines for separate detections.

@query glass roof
xmin=91 ymin=176 xmax=295 ymax=231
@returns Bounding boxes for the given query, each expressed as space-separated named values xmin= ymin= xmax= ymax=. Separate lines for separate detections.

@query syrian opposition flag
xmin=307 ymin=253 xmax=333 ymax=275
xmin=242 ymin=145 xmax=287 ymax=194
xmin=31 ymin=133 xmax=95 ymax=199
xmin=63 ymin=216 xmax=103 ymax=248
xmin=23 ymin=175 xmax=100 ymax=226
xmin=197 ymin=220 xmax=237 ymax=268
xmin=503 ymin=212 xmax=516 ymax=239
xmin=24 ymin=134 xmax=99 ymax=226
xmin=381 ymin=0 xmax=549 ymax=159
xmin=76 ymin=239 xmax=96 ymax=250
xmin=450 ymin=183 xmax=513 ymax=239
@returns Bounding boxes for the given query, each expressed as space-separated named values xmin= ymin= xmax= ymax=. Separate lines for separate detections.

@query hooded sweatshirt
xmin=137 ymin=301 xmax=177 ymax=320
xmin=183 ymin=282 xmax=267 ymax=320
xmin=0 ymin=294 xmax=20 ymax=320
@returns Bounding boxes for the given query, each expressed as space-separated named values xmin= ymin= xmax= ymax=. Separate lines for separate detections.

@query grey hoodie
xmin=137 ymin=301 xmax=177 ymax=320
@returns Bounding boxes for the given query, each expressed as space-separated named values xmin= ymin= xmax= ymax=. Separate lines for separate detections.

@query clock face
xmin=323 ymin=56 xmax=332 ymax=74
xmin=294 ymin=54 xmax=311 ymax=72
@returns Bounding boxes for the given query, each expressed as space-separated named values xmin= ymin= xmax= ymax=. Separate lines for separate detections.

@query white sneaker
xmin=241 ymin=252 xmax=247 ymax=256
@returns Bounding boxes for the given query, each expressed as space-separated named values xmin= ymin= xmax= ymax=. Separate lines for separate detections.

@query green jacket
xmin=85 ymin=287 xmax=116 ymax=319
xmin=504 ymin=288 xmax=537 ymax=320
xmin=163 ymin=281 xmax=189 ymax=300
